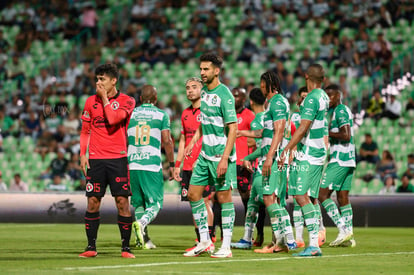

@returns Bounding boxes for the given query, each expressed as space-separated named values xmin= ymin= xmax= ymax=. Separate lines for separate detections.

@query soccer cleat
xmin=318 ymin=228 xmax=326 ymax=247
xmin=211 ymin=247 xmax=232 ymax=258
xmin=144 ymin=240 xmax=156 ymax=249
xmin=296 ymin=240 xmax=305 ymax=248
xmin=185 ymin=241 xmax=199 ymax=252
xmin=211 ymin=236 xmax=217 ymax=243
xmin=293 ymin=246 xmax=322 ymax=257
xmin=231 ymin=239 xmax=252 ymax=249
xmin=341 ymin=236 xmax=356 ymax=248
xmin=254 ymin=243 xmax=276 ymax=254
xmin=79 ymin=246 xmax=98 ymax=258
xmin=287 ymin=241 xmax=298 ymax=250
xmin=183 ymin=241 xmax=215 ymax=257
xmin=253 ymin=234 xmax=264 ymax=247
xmin=329 ymin=231 xmax=353 ymax=247
xmin=133 ymin=221 xmax=145 ymax=249
xmin=121 ymin=247 xmax=135 ymax=258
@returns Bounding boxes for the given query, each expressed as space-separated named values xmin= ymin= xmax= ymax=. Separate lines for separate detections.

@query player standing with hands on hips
xmin=79 ymin=63 xmax=136 ymax=258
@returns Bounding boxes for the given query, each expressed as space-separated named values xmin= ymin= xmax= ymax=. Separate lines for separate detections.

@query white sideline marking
xmin=64 ymin=251 xmax=414 ymax=271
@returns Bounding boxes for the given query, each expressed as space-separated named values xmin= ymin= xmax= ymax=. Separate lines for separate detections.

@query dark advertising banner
xmin=0 ymin=193 xmax=414 ymax=226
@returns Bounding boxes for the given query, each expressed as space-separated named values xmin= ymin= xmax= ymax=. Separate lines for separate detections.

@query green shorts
xmin=321 ymin=162 xmax=355 ymax=191
xmin=130 ymin=170 xmax=164 ymax=209
xmin=190 ymin=155 xmax=237 ymax=192
xmin=293 ymin=160 xmax=323 ymax=198
xmin=288 ymin=164 xmax=297 ymax=196
xmin=249 ymin=171 xmax=263 ymax=204
xmin=263 ymin=162 xmax=287 ymax=207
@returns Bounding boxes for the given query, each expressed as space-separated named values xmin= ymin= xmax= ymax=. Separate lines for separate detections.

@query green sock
xmin=322 ymin=199 xmax=346 ymax=231
xmin=314 ymin=202 xmax=325 ymax=231
xmin=190 ymin=199 xmax=209 ymax=242
xmin=139 ymin=202 xmax=161 ymax=228
xmin=281 ymin=208 xmax=295 ymax=243
xmin=243 ymin=200 xmax=259 ymax=241
xmin=340 ymin=204 xmax=353 ymax=234
xmin=302 ymin=203 xmax=319 ymax=248
xmin=293 ymin=199 xmax=304 ymax=242
xmin=134 ymin=206 xmax=144 ymax=221
xmin=267 ymin=203 xmax=284 ymax=244
xmin=221 ymin=202 xmax=235 ymax=249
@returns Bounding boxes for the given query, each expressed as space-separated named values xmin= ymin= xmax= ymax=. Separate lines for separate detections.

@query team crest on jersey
xmin=212 ymin=95 xmax=218 ymax=104
xmin=196 ymin=114 xmax=202 ymax=122
xmin=83 ymin=111 xmax=90 ymax=118
xmin=237 ymin=117 xmax=243 ymax=124
xmin=227 ymin=99 xmax=232 ymax=104
xmin=181 ymin=188 xmax=188 ymax=197
xmin=111 ymin=101 xmax=120 ymax=110
xmin=86 ymin=182 xmax=93 ymax=192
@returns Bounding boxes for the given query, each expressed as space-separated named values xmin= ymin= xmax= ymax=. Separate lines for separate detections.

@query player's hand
xmin=236 ymin=130 xmax=243 ymax=138
xmin=184 ymin=144 xmax=193 ymax=159
xmin=277 ymin=150 xmax=287 ymax=171
xmin=217 ymin=158 xmax=228 ymax=178
xmin=242 ymin=159 xmax=254 ymax=173
xmin=168 ymin=167 xmax=174 ymax=181
xmin=80 ymin=155 xmax=90 ymax=176
xmin=173 ymin=167 xmax=182 ymax=182
xmin=96 ymin=83 xmax=107 ymax=100
xmin=262 ymin=157 xmax=273 ymax=177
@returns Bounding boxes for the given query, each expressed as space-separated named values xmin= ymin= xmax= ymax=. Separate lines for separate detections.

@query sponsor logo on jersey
xmin=111 ymin=101 xmax=120 ymax=110
xmin=227 ymin=99 xmax=233 ymax=105
xmin=212 ymin=95 xmax=217 ymax=105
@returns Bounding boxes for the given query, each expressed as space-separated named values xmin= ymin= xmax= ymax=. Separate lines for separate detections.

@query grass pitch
xmin=1 ymin=224 xmax=413 ymax=274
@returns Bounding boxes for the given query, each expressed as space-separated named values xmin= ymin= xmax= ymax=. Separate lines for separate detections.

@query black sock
xmin=118 ymin=215 xmax=132 ymax=249
xmin=144 ymin=226 xmax=150 ymax=242
xmin=242 ymin=197 xmax=249 ymax=215
xmin=208 ymin=226 xmax=215 ymax=239
xmin=85 ymin=211 xmax=100 ymax=248
xmin=256 ymin=204 xmax=266 ymax=237
xmin=212 ymin=201 xmax=222 ymax=238
xmin=195 ymin=227 xmax=200 ymax=241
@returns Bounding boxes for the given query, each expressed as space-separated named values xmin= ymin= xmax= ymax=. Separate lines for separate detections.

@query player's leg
xmin=338 ymin=168 xmax=355 ymax=247
xmin=254 ymin=203 xmax=266 ymax=247
xmin=211 ymin=160 xmax=236 ymax=258
xmin=79 ymin=159 xmax=106 ymax=258
xmin=232 ymin=172 xmax=261 ymax=249
xmin=108 ymin=158 xmax=134 ymax=258
xmin=289 ymin=165 xmax=305 ymax=247
xmin=312 ymin=199 xmax=326 ymax=247
xmin=292 ymin=161 xmax=322 ymax=257
xmin=184 ymin=157 xmax=215 ymax=257
xmin=203 ymin=185 xmax=215 ymax=242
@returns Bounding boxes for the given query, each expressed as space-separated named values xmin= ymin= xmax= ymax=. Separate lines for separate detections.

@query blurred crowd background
xmin=0 ymin=0 xmax=414 ymax=194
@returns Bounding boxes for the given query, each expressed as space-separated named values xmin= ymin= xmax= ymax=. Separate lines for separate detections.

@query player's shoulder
xmin=117 ymin=92 xmax=136 ymax=106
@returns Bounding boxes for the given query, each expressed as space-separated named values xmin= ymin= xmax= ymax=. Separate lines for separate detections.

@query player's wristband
xmin=175 ymin=160 xmax=181 ymax=168
xmin=169 ymin=162 xmax=175 ymax=168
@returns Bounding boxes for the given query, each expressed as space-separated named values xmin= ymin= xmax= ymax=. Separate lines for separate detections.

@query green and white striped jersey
xmin=127 ymin=103 xmax=170 ymax=172
xmin=298 ymin=88 xmax=330 ymax=165
xmin=250 ymin=111 xmax=265 ymax=163
xmin=199 ymin=83 xmax=237 ymax=162
xmin=329 ymin=104 xmax=356 ymax=167
xmin=261 ymin=94 xmax=290 ymax=158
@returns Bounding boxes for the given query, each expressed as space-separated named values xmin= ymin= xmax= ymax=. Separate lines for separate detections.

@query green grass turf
xmin=0 ymin=224 xmax=413 ymax=275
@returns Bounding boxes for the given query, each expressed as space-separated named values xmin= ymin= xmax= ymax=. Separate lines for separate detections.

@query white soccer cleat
xmin=211 ymin=247 xmax=233 ymax=258
xmin=329 ymin=231 xmax=353 ymax=247
xmin=183 ymin=241 xmax=215 ymax=257
xmin=144 ymin=240 xmax=157 ymax=249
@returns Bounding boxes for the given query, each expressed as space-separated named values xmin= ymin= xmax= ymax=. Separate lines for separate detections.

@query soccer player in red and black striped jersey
xmin=79 ymin=63 xmax=136 ymax=258
xmin=173 ymin=77 xmax=215 ymax=250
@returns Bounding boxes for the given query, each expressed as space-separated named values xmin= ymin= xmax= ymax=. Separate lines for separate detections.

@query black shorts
xmin=237 ymin=165 xmax=252 ymax=193
xmin=180 ymin=170 xmax=215 ymax=201
xmin=85 ymin=157 xmax=131 ymax=197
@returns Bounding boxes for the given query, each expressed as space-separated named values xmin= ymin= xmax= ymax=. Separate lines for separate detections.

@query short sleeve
xmin=336 ymin=107 xmax=350 ymax=128
xmin=119 ymin=96 xmax=136 ymax=115
xmin=162 ymin=111 xmax=171 ymax=131
xmin=272 ymin=99 xmax=288 ymax=122
xmin=81 ymin=97 xmax=92 ymax=122
xmin=221 ymin=93 xmax=237 ymax=124
xmin=300 ymin=94 xmax=319 ymax=121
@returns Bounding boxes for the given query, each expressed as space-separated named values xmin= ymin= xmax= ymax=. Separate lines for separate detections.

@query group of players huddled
xmin=78 ymin=52 xmax=355 ymax=259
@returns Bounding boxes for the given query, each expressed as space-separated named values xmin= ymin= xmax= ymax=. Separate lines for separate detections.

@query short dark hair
xmin=325 ymin=84 xmax=340 ymax=92
xmin=95 ymin=63 xmax=119 ymax=79
xmin=408 ymin=153 xmax=414 ymax=159
xmin=298 ymin=86 xmax=308 ymax=96
xmin=306 ymin=64 xmax=325 ymax=84
xmin=365 ymin=133 xmax=372 ymax=137
xmin=249 ymin=87 xmax=266 ymax=105
xmin=200 ymin=52 xmax=223 ymax=69
xmin=260 ymin=70 xmax=283 ymax=95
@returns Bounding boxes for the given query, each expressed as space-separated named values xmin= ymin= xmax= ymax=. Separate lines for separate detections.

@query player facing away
xmin=183 ymin=52 xmax=237 ymax=258
xmin=289 ymin=86 xmax=309 ymax=248
xmin=319 ymin=84 xmax=355 ymax=247
xmin=79 ymin=63 xmax=136 ymax=258
xmin=231 ymin=87 xmax=267 ymax=249
xmin=173 ymin=77 xmax=216 ymax=250
xmin=128 ymin=85 xmax=175 ymax=251
xmin=278 ymin=64 xmax=330 ymax=257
